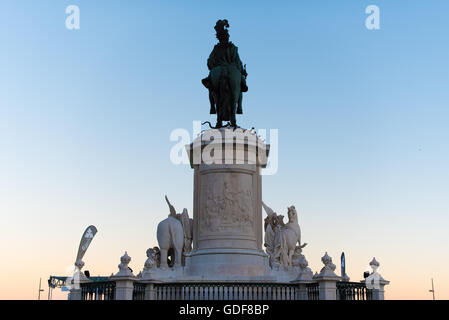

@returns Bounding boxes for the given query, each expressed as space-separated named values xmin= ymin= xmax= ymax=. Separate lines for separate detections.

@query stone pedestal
xmin=362 ymin=278 xmax=390 ymax=300
xmin=185 ymin=128 xmax=270 ymax=279
xmin=144 ymin=283 xmax=157 ymax=300
xmin=363 ymin=257 xmax=390 ymax=300
xmin=110 ymin=276 xmax=136 ymax=300
xmin=371 ymin=279 xmax=389 ymax=300
xmin=316 ymin=276 xmax=340 ymax=300
xmin=314 ymin=252 xmax=341 ymax=300
xmin=68 ymin=270 xmax=91 ymax=300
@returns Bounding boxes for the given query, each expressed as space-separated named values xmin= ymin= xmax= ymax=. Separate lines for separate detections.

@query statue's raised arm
xmin=262 ymin=201 xmax=276 ymax=217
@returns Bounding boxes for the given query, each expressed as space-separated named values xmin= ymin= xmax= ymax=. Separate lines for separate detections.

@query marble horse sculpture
xmin=156 ymin=196 xmax=192 ymax=269
xmin=283 ymin=205 xmax=304 ymax=266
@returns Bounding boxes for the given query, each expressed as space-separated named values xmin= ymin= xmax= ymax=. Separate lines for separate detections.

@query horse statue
xmin=156 ymin=196 xmax=193 ymax=269
xmin=262 ymin=202 xmax=307 ymax=267
xmin=202 ymin=19 xmax=248 ymax=128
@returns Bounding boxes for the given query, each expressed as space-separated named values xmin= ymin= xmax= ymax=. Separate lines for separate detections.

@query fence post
xmin=110 ymin=276 xmax=136 ymax=300
xmin=290 ymin=281 xmax=313 ymax=300
xmin=291 ymin=253 xmax=315 ymax=300
xmin=144 ymin=282 xmax=158 ymax=300
xmin=68 ymin=270 xmax=91 ymax=300
xmin=109 ymin=251 xmax=136 ymax=300
xmin=316 ymin=277 xmax=339 ymax=300
xmin=69 ymin=280 xmax=91 ymax=301
xmin=371 ymin=280 xmax=389 ymax=300
xmin=314 ymin=252 xmax=341 ymax=300
xmin=363 ymin=257 xmax=390 ymax=300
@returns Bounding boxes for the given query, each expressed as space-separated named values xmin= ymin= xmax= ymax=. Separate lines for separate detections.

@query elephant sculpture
xmin=156 ymin=196 xmax=192 ymax=269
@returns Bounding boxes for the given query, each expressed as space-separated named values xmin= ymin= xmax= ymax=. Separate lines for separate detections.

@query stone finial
xmin=74 ymin=259 xmax=85 ymax=271
xmin=298 ymin=255 xmax=309 ymax=270
xmin=121 ymin=251 xmax=131 ymax=265
xmin=370 ymin=257 xmax=380 ymax=268
xmin=114 ymin=251 xmax=134 ymax=277
xmin=368 ymin=257 xmax=384 ymax=280
xmin=292 ymin=254 xmax=314 ymax=282
xmin=321 ymin=252 xmax=336 ymax=271
xmin=365 ymin=257 xmax=389 ymax=295
xmin=315 ymin=252 xmax=339 ymax=279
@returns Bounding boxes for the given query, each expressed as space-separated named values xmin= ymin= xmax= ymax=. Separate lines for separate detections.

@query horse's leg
xmin=174 ymin=247 xmax=183 ymax=267
xmin=228 ymin=68 xmax=241 ymax=126
xmin=160 ymin=248 xmax=168 ymax=269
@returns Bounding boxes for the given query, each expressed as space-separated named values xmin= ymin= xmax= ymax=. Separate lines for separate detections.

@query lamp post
xmin=429 ymin=278 xmax=435 ymax=300
xmin=37 ymin=278 xmax=44 ymax=300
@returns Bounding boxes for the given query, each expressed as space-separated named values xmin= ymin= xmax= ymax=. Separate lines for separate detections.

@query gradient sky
xmin=1 ymin=0 xmax=448 ymax=300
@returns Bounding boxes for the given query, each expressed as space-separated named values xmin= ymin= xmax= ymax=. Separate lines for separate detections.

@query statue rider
xmin=202 ymin=19 xmax=248 ymax=128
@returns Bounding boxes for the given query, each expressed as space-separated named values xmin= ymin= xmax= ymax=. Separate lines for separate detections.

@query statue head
xmin=146 ymin=248 xmax=156 ymax=258
xmin=287 ymin=205 xmax=297 ymax=221
xmin=275 ymin=214 xmax=285 ymax=227
xmin=264 ymin=215 xmax=272 ymax=231
xmin=214 ymin=19 xmax=230 ymax=43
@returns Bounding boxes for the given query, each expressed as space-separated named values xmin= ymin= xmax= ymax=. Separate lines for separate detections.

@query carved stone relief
xmin=200 ymin=172 xmax=254 ymax=234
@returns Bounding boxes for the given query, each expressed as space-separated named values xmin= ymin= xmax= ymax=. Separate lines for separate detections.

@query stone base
xmin=184 ymin=248 xmax=271 ymax=281
xmin=140 ymin=254 xmax=303 ymax=284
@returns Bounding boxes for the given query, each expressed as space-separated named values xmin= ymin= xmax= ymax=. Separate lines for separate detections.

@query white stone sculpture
xmin=364 ymin=257 xmax=390 ymax=298
xmin=262 ymin=202 xmax=307 ymax=267
xmin=114 ymin=251 xmax=134 ymax=277
xmin=142 ymin=247 xmax=160 ymax=278
xmin=315 ymin=252 xmax=338 ymax=278
xmin=156 ymin=195 xmax=193 ymax=269
xmin=365 ymin=257 xmax=387 ymax=285
xmin=293 ymin=250 xmax=314 ymax=281
xmin=143 ymin=248 xmax=157 ymax=272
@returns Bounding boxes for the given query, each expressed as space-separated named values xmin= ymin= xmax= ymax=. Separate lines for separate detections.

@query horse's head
xmin=287 ymin=205 xmax=298 ymax=222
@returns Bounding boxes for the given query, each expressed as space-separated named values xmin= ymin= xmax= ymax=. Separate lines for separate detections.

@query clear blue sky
xmin=0 ymin=1 xmax=448 ymax=299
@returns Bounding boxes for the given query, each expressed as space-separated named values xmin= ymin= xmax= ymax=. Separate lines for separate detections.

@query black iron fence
xmin=77 ymin=279 xmax=371 ymax=300
xmin=133 ymin=282 xmax=146 ymax=300
xmin=81 ymin=281 xmax=116 ymax=300
xmin=306 ymin=282 xmax=319 ymax=300
xmin=336 ymin=281 xmax=372 ymax=300
xmin=153 ymin=283 xmax=298 ymax=300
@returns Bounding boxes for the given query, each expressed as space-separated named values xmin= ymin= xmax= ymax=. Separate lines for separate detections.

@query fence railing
xmin=336 ymin=281 xmax=372 ymax=300
xmin=153 ymin=283 xmax=298 ymax=300
xmin=77 ymin=279 xmax=371 ymax=300
xmin=133 ymin=282 xmax=146 ymax=300
xmin=306 ymin=282 xmax=319 ymax=300
xmin=81 ymin=281 xmax=116 ymax=300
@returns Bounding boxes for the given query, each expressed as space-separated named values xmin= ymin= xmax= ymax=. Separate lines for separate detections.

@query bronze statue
xmin=202 ymin=20 xmax=248 ymax=128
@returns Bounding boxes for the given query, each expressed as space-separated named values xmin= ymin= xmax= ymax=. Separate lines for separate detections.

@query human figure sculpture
xmin=262 ymin=202 xmax=307 ymax=267
xmin=202 ymin=19 xmax=248 ymax=128
xmin=143 ymin=247 xmax=159 ymax=273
